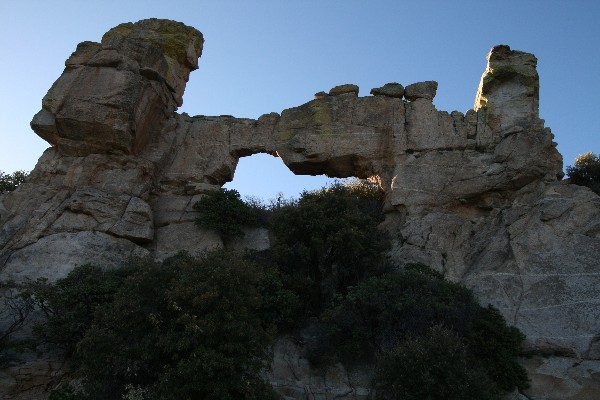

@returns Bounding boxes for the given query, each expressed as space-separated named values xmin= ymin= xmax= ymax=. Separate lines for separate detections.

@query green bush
xmin=193 ymin=189 xmax=261 ymax=242
xmin=566 ymin=152 xmax=600 ymax=195
xmin=309 ymin=267 xmax=528 ymax=399
xmin=21 ymin=264 xmax=134 ymax=356
xmin=0 ymin=170 xmax=28 ymax=194
xmin=312 ymin=268 xmax=479 ymax=363
xmin=376 ymin=325 xmax=497 ymax=400
xmin=29 ymin=251 xmax=280 ymax=400
xmin=467 ymin=305 xmax=529 ymax=393
xmin=270 ymin=180 xmax=390 ymax=319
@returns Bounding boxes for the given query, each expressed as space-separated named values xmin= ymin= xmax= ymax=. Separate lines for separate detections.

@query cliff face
xmin=1 ymin=19 xmax=599 ymax=399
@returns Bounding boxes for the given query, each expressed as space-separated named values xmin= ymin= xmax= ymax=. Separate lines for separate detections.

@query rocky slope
xmin=0 ymin=19 xmax=599 ymax=399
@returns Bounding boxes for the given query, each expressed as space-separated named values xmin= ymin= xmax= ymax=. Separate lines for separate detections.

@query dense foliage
xmin=269 ymin=180 xmax=390 ymax=319
xmin=0 ymin=170 xmax=28 ymax=193
xmin=566 ymin=151 xmax=600 ymax=195
xmin=193 ymin=188 xmax=260 ymax=242
xmin=376 ymin=325 xmax=497 ymax=400
xmin=14 ymin=179 xmax=529 ymax=400
xmin=23 ymin=265 xmax=135 ymax=357
xmin=0 ymin=284 xmax=36 ymax=365
xmin=27 ymin=252 xmax=282 ymax=400
xmin=307 ymin=266 xmax=529 ymax=399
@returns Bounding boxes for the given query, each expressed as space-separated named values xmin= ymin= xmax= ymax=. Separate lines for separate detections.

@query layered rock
xmin=0 ymin=20 xmax=599 ymax=399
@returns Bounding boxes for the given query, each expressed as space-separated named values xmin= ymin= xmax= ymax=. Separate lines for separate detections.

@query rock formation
xmin=1 ymin=19 xmax=599 ymax=399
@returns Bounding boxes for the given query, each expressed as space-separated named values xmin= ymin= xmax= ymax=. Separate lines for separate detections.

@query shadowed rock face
xmin=30 ymin=18 xmax=203 ymax=157
xmin=1 ymin=19 xmax=599 ymax=400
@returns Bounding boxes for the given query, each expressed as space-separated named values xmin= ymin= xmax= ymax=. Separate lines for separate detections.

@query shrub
xmin=0 ymin=284 xmax=36 ymax=365
xmin=0 ymin=170 xmax=28 ymax=194
xmin=376 ymin=325 xmax=497 ymax=400
xmin=467 ymin=305 xmax=529 ymax=393
xmin=566 ymin=152 xmax=600 ymax=195
xmin=310 ymin=266 xmax=529 ymax=398
xmin=29 ymin=252 xmax=280 ymax=400
xmin=21 ymin=264 xmax=134 ymax=356
xmin=270 ymin=180 xmax=390 ymax=319
xmin=193 ymin=189 xmax=261 ymax=242
xmin=313 ymin=268 xmax=479 ymax=363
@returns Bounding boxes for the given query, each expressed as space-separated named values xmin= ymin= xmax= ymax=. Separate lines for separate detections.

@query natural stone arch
xmin=1 ymin=20 xmax=600 ymax=388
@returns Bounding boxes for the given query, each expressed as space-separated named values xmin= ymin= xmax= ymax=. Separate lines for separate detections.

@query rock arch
xmin=1 ymin=20 xmax=600 ymax=387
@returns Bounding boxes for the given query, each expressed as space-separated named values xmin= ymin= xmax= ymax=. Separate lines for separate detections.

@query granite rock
xmin=370 ymin=82 xmax=404 ymax=98
xmin=329 ymin=83 xmax=359 ymax=96
xmin=404 ymin=80 xmax=438 ymax=101
xmin=0 ymin=23 xmax=598 ymax=400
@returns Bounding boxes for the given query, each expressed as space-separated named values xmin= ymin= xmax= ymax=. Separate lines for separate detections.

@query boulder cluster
xmin=317 ymin=80 xmax=438 ymax=102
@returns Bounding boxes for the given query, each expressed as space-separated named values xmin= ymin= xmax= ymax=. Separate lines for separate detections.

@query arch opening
xmin=223 ymin=153 xmax=337 ymax=201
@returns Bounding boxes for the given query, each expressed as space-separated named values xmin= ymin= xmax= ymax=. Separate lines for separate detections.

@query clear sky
xmin=1 ymin=1 xmax=598 ymax=201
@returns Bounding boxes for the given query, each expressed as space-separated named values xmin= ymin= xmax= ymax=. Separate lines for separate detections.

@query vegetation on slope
xmin=8 ymin=179 xmax=529 ymax=399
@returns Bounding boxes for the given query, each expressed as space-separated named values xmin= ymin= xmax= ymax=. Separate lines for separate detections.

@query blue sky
xmin=1 ymin=1 xmax=598 ymax=201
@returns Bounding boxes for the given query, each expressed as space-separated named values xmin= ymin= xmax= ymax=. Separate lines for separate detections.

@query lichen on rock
xmin=102 ymin=18 xmax=204 ymax=69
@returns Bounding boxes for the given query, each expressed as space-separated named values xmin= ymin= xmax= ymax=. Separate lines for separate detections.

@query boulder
xmin=370 ymin=82 xmax=404 ymax=98
xmin=328 ymin=83 xmax=359 ymax=96
xmin=404 ymin=80 xmax=438 ymax=101
xmin=30 ymin=19 xmax=204 ymax=156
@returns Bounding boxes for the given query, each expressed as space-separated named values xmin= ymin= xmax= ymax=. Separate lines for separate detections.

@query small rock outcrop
xmin=0 ymin=19 xmax=599 ymax=400
xmin=328 ymin=83 xmax=360 ymax=96
xmin=404 ymin=80 xmax=438 ymax=100
xmin=370 ymin=82 xmax=404 ymax=98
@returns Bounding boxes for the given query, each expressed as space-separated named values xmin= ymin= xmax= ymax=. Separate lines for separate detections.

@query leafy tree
xmin=566 ymin=152 xmax=600 ymax=195
xmin=0 ymin=170 xmax=28 ymax=193
xmin=193 ymin=189 xmax=260 ymax=242
xmin=270 ymin=180 xmax=390 ymax=319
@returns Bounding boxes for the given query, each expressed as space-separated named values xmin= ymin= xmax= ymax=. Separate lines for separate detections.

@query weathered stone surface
xmin=370 ymin=82 xmax=404 ymax=98
xmin=230 ymin=227 xmax=271 ymax=252
xmin=0 ymin=358 xmax=65 ymax=400
xmin=30 ymin=18 xmax=203 ymax=156
xmin=108 ymin=196 xmax=154 ymax=242
xmin=474 ymin=45 xmax=541 ymax=137
xmin=388 ymin=181 xmax=600 ymax=358
xmin=521 ymin=356 xmax=600 ymax=400
xmin=2 ymin=231 xmax=149 ymax=282
xmin=267 ymin=337 xmax=374 ymax=400
xmin=314 ymin=91 xmax=328 ymax=99
xmin=275 ymin=94 xmax=402 ymax=178
xmin=1 ymin=21 xmax=599 ymax=400
xmin=329 ymin=83 xmax=359 ymax=96
xmin=153 ymin=222 xmax=222 ymax=261
xmin=404 ymin=80 xmax=438 ymax=101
